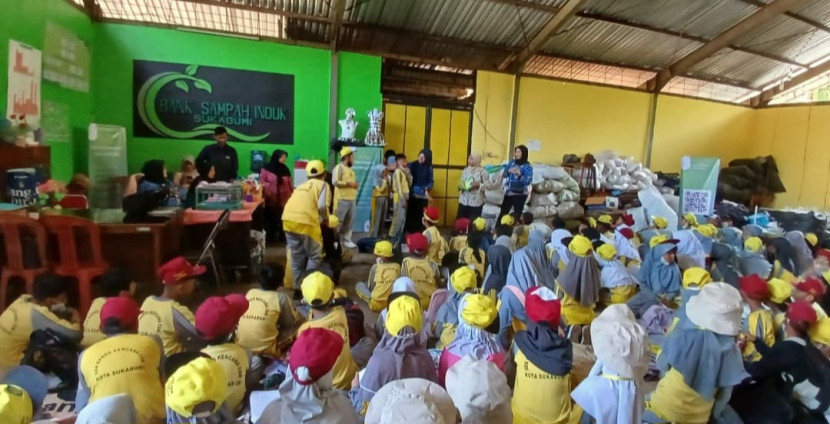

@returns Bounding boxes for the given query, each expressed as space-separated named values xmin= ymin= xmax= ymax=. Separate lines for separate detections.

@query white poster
xmin=7 ymin=40 xmax=42 ymax=126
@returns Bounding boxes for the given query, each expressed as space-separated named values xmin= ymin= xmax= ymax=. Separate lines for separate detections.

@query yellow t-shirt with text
xmin=297 ymin=307 xmax=357 ymax=390
xmin=138 ymin=296 xmax=195 ymax=356
xmin=512 ymin=348 xmax=572 ymax=424
xmin=237 ymin=288 xmax=281 ymax=356
xmin=0 ymin=295 xmax=80 ymax=368
xmin=202 ymin=343 xmax=251 ymax=414
xmin=401 ymin=257 xmax=440 ymax=309
xmin=81 ymin=297 xmax=107 ymax=348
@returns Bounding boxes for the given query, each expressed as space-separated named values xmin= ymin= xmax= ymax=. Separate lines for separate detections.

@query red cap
xmin=289 ymin=328 xmax=343 ymax=385
xmin=525 ymin=286 xmax=561 ymax=326
xmin=453 ymin=218 xmax=471 ymax=234
xmin=795 ymin=277 xmax=827 ymax=298
xmin=100 ymin=296 xmax=141 ymax=331
xmin=407 ymin=233 xmax=429 ymax=254
xmin=816 ymin=249 xmax=830 ymax=264
xmin=423 ymin=206 xmax=440 ymax=223
xmin=158 ymin=257 xmax=206 ymax=285
xmin=787 ymin=300 xmax=818 ymax=327
xmin=739 ymin=274 xmax=770 ymax=300
xmin=618 ymin=227 xmax=635 ymax=240
xmin=621 ymin=214 xmax=635 ymax=227
xmin=195 ymin=295 xmax=250 ymax=340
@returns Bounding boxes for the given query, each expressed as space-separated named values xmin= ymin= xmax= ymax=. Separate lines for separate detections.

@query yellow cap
xmin=327 ymin=215 xmax=340 ymax=228
xmin=586 ymin=217 xmax=597 ymax=228
xmin=596 ymin=243 xmax=617 ymax=261
xmin=824 ymin=270 xmax=830 ymax=283
xmin=568 ymin=235 xmax=593 ymax=258
xmin=460 ymin=294 xmax=498 ymax=328
xmin=385 ymin=295 xmax=423 ymax=335
xmin=682 ymin=267 xmax=711 ymax=289
xmin=698 ymin=224 xmax=718 ymax=238
xmin=340 ymin=146 xmax=354 ymax=158
xmin=809 ymin=317 xmax=830 ymax=345
xmin=649 ymin=234 xmax=670 ymax=248
xmin=683 ymin=213 xmax=699 ymax=227
xmin=473 ymin=217 xmax=487 ymax=232
xmin=374 ymin=240 xmax=394 ymax=258
xmin=500 ymin=215 xmax=515 ymax=226
xmin=165 ymin=357 xmax=227 ymax=418
xmin=305 ymin=160 xmax=326 ymax=177
xmin=767 ymin=278 xmax=793 ymax=304
xmin=451 ymin=266 xmax=478 ymax=293
xmin=598 ymin=215 xmax=613 ymax=225
xmin=301 ymin=271 xmax=334 ymax=307
xmin=653 ymin=216 xmax=668 ymax=229
xmin=744 ymin=237 xmax=764 ymax=253
xmin=806 ymin=233 xmax=819 ymax=247
xmin=0 ymin=384 xmax=33 ymax=424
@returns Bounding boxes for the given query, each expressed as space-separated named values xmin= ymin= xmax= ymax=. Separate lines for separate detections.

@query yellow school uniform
xmin=392 ymin=168 xmax=410 ymax=204
xmin=137 ymin=296 xmax=194 ymax=356
xmin=365 ymin=262 xmax=402 ymax=312
xmin=743 ymin=309 xmax=776 ymax=362
xmin=202 ymin=343 xmax=251 ymax=414
xmin=423 ymin=226 xmax=449 ymax=265
xmin=647 ymin=368 xmax=714 ymax=424
xmin=237 ymin=288 xmax=282 ymax=357
xmin=513 ymin=226 xmax=530 ymax=250
xmin=332 ymin=163 xmax=357 ymax=203
xmin=459 ymin=247 xmax=487 ymax=278
xmin=80 ymin=334 xmax=165 ymax=423
xmin=512 ymin=349 xmax=572 ymax=424
xmin=772 ymin=261 xmax=796 ymax=283
xmin=297 ymin=307 xmax=357 ymax=390
xmin=81 ymin=297 xmax=107 ymax=348
xmin=449 ymin=235 xmax=467 ymax=253
xmin=401 ymin=257 xmax=440 ymax=309
xmin=283 ymin=178 xmax=329 ymax=244
xmin=609 ymin=285 xmax=638 ymax=304
xmin=0 ymin=295 xmax=80 ymax=368
xmin=556 ymin=286 xmax=596 ymax=326
xmin=370 ymin=173 xmax=391 ymax=227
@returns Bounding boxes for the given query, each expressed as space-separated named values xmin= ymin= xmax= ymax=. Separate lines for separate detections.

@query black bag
xmin=22 ymin=329 xmax=79 ymax=401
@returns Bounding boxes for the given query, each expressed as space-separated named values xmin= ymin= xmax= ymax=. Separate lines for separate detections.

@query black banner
xmin=133 ymin=60 xmax=294 ymax=144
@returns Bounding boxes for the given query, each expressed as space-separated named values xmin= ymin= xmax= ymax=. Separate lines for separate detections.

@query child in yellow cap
xmin=595 ymin=243 xmax=638 ymax=305
xmin=739 ymin=237 xmax=773 ymax=279
xmin=495 ymin=215 xmax=516 ymax=252
xmin=809 ymin=317 xmax=830 ymax=358
xmin=666 ymin=267 xmax=711 ymax=335
xmin=512 ymin=212 xmax=533 ymax=250
xmin=0 ymin=366 xmax=48 ymax=424
xmin=766 ymin=278 xmax=792 ymax=341
xmin=333 ymin=147 xmax=358 ymax=248
xmin=164 ymin=354 xmax=234 ymax=424
xmin=356 ymin=241 xmax=402 ymax=312
xmin=401 ymin=233 xmax=441 ymax=309
xmin=460 ymin=224 xmax=487 ymax=279
xmin=556 ymin=235 xmax=601 ymax=343
xmin=434 ymin=267 xmax=479 ymax=348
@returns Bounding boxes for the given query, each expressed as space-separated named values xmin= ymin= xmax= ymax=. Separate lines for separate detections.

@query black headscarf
xmin=710 ymin=242 xmax=741 ymax=287
xmin=514 ymin=321 xmax=573 ymax=376
xmin=264 ymin=149 xmax=291 ymax=177
xmin=140 ymin=160 xmax=167 ymax=185
xmin=409 ymin=149 xmax=433 ymax=188
xmin=767 ymin=237 xmax=797 ymax=274
xmin=514 ymin=145 xmax=529 ymax=166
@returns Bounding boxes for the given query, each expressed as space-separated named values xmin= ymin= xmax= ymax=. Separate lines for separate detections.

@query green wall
xmin=0 ymin=0 xmax=93 ymax=181
xmin=92 ymin=23 xmax=382 ymax=175
xmin=337 ymin=52 xmax=383 ymax=141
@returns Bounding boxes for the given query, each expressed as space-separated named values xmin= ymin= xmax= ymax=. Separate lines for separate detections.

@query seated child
xmin=666 ymin=267 xmax=711 ymax=334
xmin=556 ymin=235 xmax=601 ymax=339
xmin=739 ymin=237 xmax=773 ymax=279
xmin=81 ymin=267 xmax=137 ymax=348
xmin=793 ymin=277 xmax=828 ymax=319
xmin=438 ymin=293 xmax=504 ymax=385
xmin=449 ymin=218 xmax=470 ymax=252
xmin=0 ymin=365 xmax=49 ymax=423
xmin=0 ymin=273 xmax=81 ymax=373
xmin=138 ymin=257 xmax=202 ymax=355
xmin=767 ymin=277 xmax=792 ymax=340
xmin=434 ymin=266 xmax=478 ymax=347
xmin=495 ymin=214 xmax=516 ymax=252
xmin=512 ymin=212 xmax=533 ymax=249
xmin=401 ymin=233 xmax=441 ymax=309
xmin=422 ymin=205 xmax=449 ymax=265
xmin=595 ymin=243 xmax=638 ymax=305
xmin=164 ymin=353 xmax=236 ymax=424
xmin=237 ymin=264 xmax=303 ymax=358
xmin=445 ymin=357 xmax=512 ymax=424
xmin=738 ymin=274 xmax=775 ymax=362
xmin=459 ymin=229 xmax=487 ymax=279
xmin=356 ymin=241 xmax=402 ymax=312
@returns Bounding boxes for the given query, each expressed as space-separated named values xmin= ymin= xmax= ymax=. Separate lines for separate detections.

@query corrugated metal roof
xmin=688 ymin=47 xmax=795 ymax=88
xmin=662 ymin=76 xmax=759 ymax=103
xmin=525 ymin=55 xmax=655 ymax=88
xmin=542 ymin=16 xmax=701 ymax=69
xmin=792 ymin=0 xmax=830 ymax=27
xmin=734 ymin=15 xmax=830 ymax=66
xmin=768 ymin=68 xmax=830 ymax=104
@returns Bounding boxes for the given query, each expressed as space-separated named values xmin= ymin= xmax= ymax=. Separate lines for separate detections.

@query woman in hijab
xmin=556 ymin=235 xmax=601 ymax=342
xmin=500 ymin=145 xmax=533 ymax=219
xmin=438 ymin=293 xmax=505 ymax=385
xmin=710 ymin=242 xmax=742 ymax=287
xmin=458 ymin=152 xmax=488 ymax=220
xmin=351 ymin=294 xmax=437 ymax=417
xmin=435 ymin=267 xmax=478 ymax=348
xmin=137 ymin=159 xmax=180 ymax=207
xmin=739 ymin=237 xmax=773 ymax=279
xmin=644 ymin=283 xmax=747 ymax=424
xmin=446 ymin=357 xmax=512 ymax=424
xmin=498 ymin=229 xmax=557 ymax=347
xmin=571 ymin=305 xmax=650 ymax=424
xmin=766 ymin=236 xmax=797 ymax=281
xmin=405 ymin=149 xmax=434 ymax=233
xmin=785 ymin=230 xmax=814 ymax=275
xmin=261 ymin=149 xmax=293 ymax=242
xmin=183 ymin=160 xmax=216 ymax=209
xmin=484 ymin=239 xmax=511 ymax=294
xmin=257 ymin=328 xmax=360 ymax=424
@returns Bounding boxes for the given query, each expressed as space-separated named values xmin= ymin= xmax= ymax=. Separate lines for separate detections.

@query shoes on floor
xmin=343 ymin=239 xmax=357 ymax=249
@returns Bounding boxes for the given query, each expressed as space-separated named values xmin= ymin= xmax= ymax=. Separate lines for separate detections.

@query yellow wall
xmin=471 ymin=71 xmax=515 ymax=165
xmin=651 ymin=95 xmax=756 ymax=173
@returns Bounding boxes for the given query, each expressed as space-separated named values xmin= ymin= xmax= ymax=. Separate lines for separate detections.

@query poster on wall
xmin=7 ymin=40 xmax=42 ymax=125
xmin=133 ymin=60 xmax=294 ymax=144
xmin=43 ymin=22 xmax=90 ymax=92
xmin=42 ymin=100 xmax=71 ymax=143
xmin=679 ymin=156 xmax=720 ymax=221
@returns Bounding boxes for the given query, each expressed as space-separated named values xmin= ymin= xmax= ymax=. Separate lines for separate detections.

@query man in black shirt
xmin=196 ymin=126 xmax=238 ymax=182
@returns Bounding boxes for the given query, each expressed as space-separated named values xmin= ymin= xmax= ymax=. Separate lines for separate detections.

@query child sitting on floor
xmin=738 ymin=274 xmax=776 ymax=362
xmin=422 ymin=205 xmax=449 ymax=265
xmin=595 ymin=243 xmax=638 ymax=305
xmin=512 ymin=212 xmax=533 ymax=249
xmin=237 ymin=264 xmax=303 ymax=359
xmin=81 ymin=267 xmax=137 ymax=348
xmin=138 ymin=257 xmax=202 ymax=356
xmin=356 ymin=240 xmax=402 ymax=312
xmin=449 ymin=218 xmax=471 ymax=253
xmin=401 ymin=233 xmax=441 ymax=309
xmin=459 ymin=227 xmax=487 ymax=279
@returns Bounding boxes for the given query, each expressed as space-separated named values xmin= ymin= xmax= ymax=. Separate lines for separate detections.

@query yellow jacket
xmin=137 ymin=296 xmax=196 ymax=356
xmin=283 ymin=178 xmax=330 ymax=243
xmin=367 ymin=262 xmax=402 ymax=312
xmin=392 ymin=168 xmax=411 ymax=204
xmin=424 ymin=226 xmax=449 ymax=264
xmin=333 ymin=163 xmax=357 ymax=201
xmin=0 ymin=295 xmax=80 ymax=368
xmin=202 ymin=343 xmax=252 ymax=414
xmin=743 ymin=309 xmax=776 ymax=362
xmin=401 ymin=257 xmax=440 ymax=309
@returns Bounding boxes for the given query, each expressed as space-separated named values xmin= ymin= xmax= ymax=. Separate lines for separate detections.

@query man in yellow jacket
xmin=283 ymin=160 xmax=331 ymax=289
xmin=333 ymin=147 xmax=359 ymax=248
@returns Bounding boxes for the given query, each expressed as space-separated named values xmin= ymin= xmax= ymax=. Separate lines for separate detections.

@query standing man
xmin=282 ymin=160 xmax=331 ymax=290
xmin=196 ymin=126 xmax=238 ymax=182
xmin=332 ymin=147 xmax=358 ymax=248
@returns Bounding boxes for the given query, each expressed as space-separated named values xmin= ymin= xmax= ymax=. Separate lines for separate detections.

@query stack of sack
xmin=531 ymin=164 xmax=583 ymax=220
xmin=593 ymin=151 xmax=658 ymax=191
xmin=718 ymin=156 xmax=786 ymax=205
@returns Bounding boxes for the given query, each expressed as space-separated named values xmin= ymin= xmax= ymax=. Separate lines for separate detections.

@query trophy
xmin=365 ymin=108 xmax=385 ymax=147
xmin=338 ymin=108 xmax=358 ymax=142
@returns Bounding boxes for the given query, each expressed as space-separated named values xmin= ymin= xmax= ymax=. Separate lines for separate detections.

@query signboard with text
xmin=679 ymin=156 xmax=720 ymax=219
xmin=133 ymin=60 xmax=294 ymax=144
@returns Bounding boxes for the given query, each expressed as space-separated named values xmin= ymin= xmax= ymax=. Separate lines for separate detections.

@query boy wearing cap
xmin=0 ymin=273 xmax=81 ymax=373
xmin=389 ymin=154 xmax=412 ymax=250
xmin=283 ymin=159 xmax=331 ymax=288
xmin=164 ymin=354 xmax=235 ymax=424
xmin=356 ymin=241 xmax=402 ymax=312
xmin=197 ymin=295 xmax=256 ymax=415
xmin=0 ymin=366 xmax=48 ymax=424
xmin=76 ymin=297 xmax=165 ymax=423
xmin=739 ymin=237 xmax=773 ymax=279
xmin=333 ymin=147 xmax=358 ymax=248
xmin=370 ymin=153 xmax=396 ymax=238
xmin=401 ymin=233 xmax=441 ymax=309
xmin=422 ymin=205 xmax=449 ymax=264
xmin=512 ymin=212 xmax=533 ymax=250
xmin=810 ymin=317 xmax=830 ymax=358
xmin=296 ymin=272 xmax=358 ymax=391
xmin=138 ymin=256 xmax=202 ymax=356
xmin=81 ymin=267 xmax=137 ymax=348
xmin=449 ymin=218 xmax=470 ymax=253
xmin=794 ymin=277 xmax=829 ymax=319
xmin=738 ymin=275 xmax=776 ymax=362
xmin=496 ymin=214 xmax=516 ymax=252
xmin=237 ymin=264 xmax=302 ymax=359
xmin=459 ymin=227 xmax=487 ymax=279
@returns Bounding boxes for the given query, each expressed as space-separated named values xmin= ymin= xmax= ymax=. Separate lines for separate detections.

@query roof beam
xmin=736 ymin=0 xmax=830 ymax=34
xmin=651 ymin=0 xmax=801 ymax=91
xmin=511 ymin=0 xmax=589 ymax=72
xmin=753 ymin=59 xmax=830 ymax=105
xmin=485 ymin=0 xmax=560 ymax=14
xmin=82 ymin=0 xmax=97 ymax=18
xmin=329 ymin=0 xmax=347 ymax=50
xmin=177 ymin=0 xmax=331 ymax=23
xmin=577 ymin=11 xmax=807 ymax=69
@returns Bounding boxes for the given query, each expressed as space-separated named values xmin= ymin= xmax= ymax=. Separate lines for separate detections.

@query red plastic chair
xmin=39 ymin=215 xmax=107 ymax=315
xmin=0 ymin=215 xmax=49 ymax=309
xmin=59 ymin=194 xmax=89 ymax=210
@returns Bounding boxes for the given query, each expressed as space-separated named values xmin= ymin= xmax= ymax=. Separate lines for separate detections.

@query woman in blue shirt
xmin=500 ymin=145 xmax=533 ymax=219
xmin=136 ymin=159 xmax=180 ymax=207
xmin=405 ymin=149 xmax=434 ymax=233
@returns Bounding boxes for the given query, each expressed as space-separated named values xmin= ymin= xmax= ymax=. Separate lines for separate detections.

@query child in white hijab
xmin=446 ymin=356 xmax=512 ymax=424
xmin=365 ymin=378 xmax=459 ymax=424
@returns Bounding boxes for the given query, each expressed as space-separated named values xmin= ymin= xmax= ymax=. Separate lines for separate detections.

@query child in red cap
xmin=794 ymin=277 xmax=828 ymax=319
xmin=138 ymin=256 xmax=204 ymax=355
xmin=738 ymin=274 xmax=775 ymax=362
xmin=401 ymin=233 xmax=440 ymax=309
xmin=422 ymin=205 xmax=448 ymax=265
xmin=449 ymin=218 xmax=471 ymax=253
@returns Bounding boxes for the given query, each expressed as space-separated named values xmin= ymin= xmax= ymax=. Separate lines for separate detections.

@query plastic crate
xmin=195 ymin=184 xmax=244 ymax=210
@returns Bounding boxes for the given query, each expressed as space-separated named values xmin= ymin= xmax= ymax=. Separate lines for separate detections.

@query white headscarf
xmin=75 ymin=394 xmax=137 ymax=424
xmin=547 ymin=228 xmax=572 ymax=267
xmin=256 ymin=370 xmax=360 ymax=424
xmin=365 ymin=378 xmax=458 ymax=424
xmin=673 ymin=229 xmax=706 ymax=269
xmin=445 ymin=356 xmax=512 ymax=424
xmin=596 ymin=256 xmax=637 ymax=289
